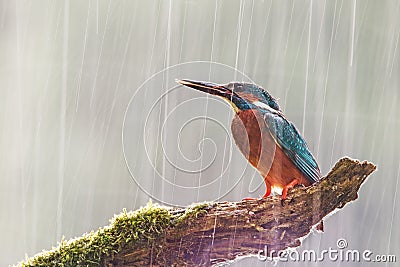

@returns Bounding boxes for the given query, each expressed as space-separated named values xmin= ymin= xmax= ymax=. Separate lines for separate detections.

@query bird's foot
xmin=281 ymin=179 xmax=299 ymax=206
xmin=242 ymin=181 xmax=271 ymax=201
xmin=242 ymin=197 xmax=259 ymax=201
xmin=281 ymin=179 xmax=299 ymax=199
xmin=242 ymin=192 xmax=271 ymax=201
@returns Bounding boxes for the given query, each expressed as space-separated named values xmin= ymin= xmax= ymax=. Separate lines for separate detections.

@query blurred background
xmin=1 ymin=0 xmax=399 ymax=266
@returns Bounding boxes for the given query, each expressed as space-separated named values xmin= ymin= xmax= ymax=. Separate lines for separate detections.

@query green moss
xmin=174 ymin=202 xmax=211 ymax=225
xmin=18 ymin=202 xmax=172 ymax=267
xmin=17 ymin=201 xmax=212 ymax=267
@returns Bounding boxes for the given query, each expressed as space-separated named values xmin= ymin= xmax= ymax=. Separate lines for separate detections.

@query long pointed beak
xmin=176 ymin=79 xmax=233 ymax=99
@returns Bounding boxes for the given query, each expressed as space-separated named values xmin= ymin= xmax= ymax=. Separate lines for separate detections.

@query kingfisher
xmin=177 ymin=79 xmax=321 ymax=201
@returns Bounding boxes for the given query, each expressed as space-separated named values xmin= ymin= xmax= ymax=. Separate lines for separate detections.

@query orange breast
xmin=231 ymin=109 xmax=312 ymax=189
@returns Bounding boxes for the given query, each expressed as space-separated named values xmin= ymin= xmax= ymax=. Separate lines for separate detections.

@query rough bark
xmin=105 ymin=157 xmax=376 ymax=266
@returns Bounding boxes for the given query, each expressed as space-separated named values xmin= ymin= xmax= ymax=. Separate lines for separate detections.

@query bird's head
xmin=177 ymin=79 xmax=281 ymax=113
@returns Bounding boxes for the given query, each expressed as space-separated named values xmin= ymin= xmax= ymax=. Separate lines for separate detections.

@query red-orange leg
xmin=242 ymin=179 xmax=272 ymax=201
xmin=281 ymin=179 xmax=299 ymax=200
xmin=262 ymin=180 xmax=272 ymax=198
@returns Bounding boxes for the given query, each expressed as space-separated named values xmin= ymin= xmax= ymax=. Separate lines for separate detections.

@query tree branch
xmin=19 ymin=157 xmax=376 ymax=267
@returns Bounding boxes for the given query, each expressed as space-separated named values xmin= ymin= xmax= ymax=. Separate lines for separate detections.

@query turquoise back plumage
xmin=262 ymin=110 xmax=321 ymax=183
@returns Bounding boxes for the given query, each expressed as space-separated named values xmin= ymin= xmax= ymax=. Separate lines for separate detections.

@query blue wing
xmin=262 ymin=111 xmax=321 ymax=183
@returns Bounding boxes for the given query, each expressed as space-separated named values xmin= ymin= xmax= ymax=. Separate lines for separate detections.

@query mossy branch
xmin=18 ymin=157 xmax=376 ymax=267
